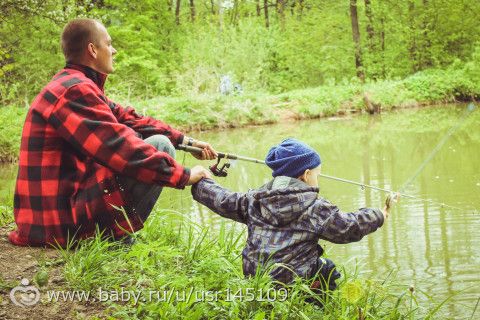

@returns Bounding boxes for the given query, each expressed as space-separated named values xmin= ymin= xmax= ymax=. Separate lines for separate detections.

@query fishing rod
xmin=177 ymin=145 xmax=464 ymax=211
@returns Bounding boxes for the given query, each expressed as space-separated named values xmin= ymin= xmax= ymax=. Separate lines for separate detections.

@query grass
xmin=0 ymin=106 xmax=27 ymax=163
xmin=0 ymin=205 xmax=14 ymax=226
xmin=44 ymin=209 xmax=450 ymax=319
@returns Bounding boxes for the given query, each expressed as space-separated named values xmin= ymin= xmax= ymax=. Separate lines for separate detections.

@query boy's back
xmin=192 ymin=175 xmax=384 ymax=285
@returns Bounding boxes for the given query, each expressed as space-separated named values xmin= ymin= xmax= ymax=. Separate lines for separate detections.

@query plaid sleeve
xmin=108 ymin=100 xmax=184 ymax=147
xmin=49 ymin=83 xmax=190 ymax=189
xmin=191 ymin=178 xmax=248 ymax=224
xmin=312 ymin=198 xmax=384 ymax=244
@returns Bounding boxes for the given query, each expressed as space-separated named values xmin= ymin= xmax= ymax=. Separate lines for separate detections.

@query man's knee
xmin=144 ymin=135 xmax=176 ymax=158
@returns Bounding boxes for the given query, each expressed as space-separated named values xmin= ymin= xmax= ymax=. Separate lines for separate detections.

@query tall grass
xmin=0 ymin=205 xmax=14 ymax=227
xmin=55 ymin=209 xmax=450 ymax=319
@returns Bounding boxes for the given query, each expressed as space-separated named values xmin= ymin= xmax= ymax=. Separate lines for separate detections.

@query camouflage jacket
xmin=191 ymin=176 xmax=384 ymax=284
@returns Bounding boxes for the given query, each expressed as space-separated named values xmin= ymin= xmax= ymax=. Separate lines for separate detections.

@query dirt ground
xmin=0 ymin=224 xmax=107 ymax=320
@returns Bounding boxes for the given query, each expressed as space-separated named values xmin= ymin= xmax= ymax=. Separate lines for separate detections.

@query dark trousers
xmin=118 ymin=134 xmax=176 ymax=223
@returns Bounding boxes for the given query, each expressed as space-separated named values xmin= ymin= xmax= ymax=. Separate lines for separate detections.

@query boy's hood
xmin=251 ymin=176 xmax=319 ymax=226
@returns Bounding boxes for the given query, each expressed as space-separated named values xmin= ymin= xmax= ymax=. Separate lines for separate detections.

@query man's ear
xmin=87 ymin=42 xmax=97 ymax=58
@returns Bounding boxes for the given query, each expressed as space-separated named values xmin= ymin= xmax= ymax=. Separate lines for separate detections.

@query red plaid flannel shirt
xmin=9 ymin=64 xmax=190 ymax=247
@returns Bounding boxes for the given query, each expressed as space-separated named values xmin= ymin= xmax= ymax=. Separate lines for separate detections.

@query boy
xmin=191 ymin=138 xmax=388 ymax=291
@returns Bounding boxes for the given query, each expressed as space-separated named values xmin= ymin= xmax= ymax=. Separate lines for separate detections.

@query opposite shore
xmin=1 ymin=67 xmax=477 ymax=163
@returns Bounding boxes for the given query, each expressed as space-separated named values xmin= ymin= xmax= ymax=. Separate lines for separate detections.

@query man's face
xmin=93 ymin=24 xmax=117 ymax=74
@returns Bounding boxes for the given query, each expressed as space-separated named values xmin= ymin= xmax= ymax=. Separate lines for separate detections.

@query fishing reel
xmin=209 ymin=157 xmax=230 ymax=177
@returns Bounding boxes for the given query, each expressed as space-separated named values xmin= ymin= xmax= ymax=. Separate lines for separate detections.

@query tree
xmin=419 ymin=0 xmax=432 ymax=69
xmin=189 ymin=0 xmax=195 ymax=22
xmin=175 ymin=0 xmax=181 ymax=25
xmin=364 ymin=0 xmax=375 ymax=52
xmin=349 ymin=0 xmax=364 ymax=81
xmin=408 ymin=0 xmax=418 ymax=72
xmin=264 ymin=0 xmax=270 ymax=28
xmin=364 ymin=0 xmax=381 ymax=79
xmin=277 ymin=0 xmax=286 ymax=30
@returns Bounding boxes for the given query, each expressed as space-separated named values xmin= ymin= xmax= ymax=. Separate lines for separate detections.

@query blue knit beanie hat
xmin=265 ymin=138 xmax=321 ymax=178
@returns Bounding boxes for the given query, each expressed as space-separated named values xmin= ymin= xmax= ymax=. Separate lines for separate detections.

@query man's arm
xmin=312 ymin=198 xmax=385 ymax=244
xmin=107 ymin=99 xmax=184 ymax=146
xmin=108 ymin=100 xmax=216 ymax=160
xmin=49 ymin=83 xmax=190 ymax=188
xmin=191 ymin=178 xmax=248 ymax=224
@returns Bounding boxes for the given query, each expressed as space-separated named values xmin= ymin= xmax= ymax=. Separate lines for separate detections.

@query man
xmin=9 ymin=18 xmax=214 ymax=247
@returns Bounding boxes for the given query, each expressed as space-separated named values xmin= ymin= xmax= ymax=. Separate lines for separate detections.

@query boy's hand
xmin=187 ymin=165 xmax=212 ymax=185
xmin=382 ymin=205 xmax=390 ymax=219
xmin=383 ymin=192 xmax=400 ymax=219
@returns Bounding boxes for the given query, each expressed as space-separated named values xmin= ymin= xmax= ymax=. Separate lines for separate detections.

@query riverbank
xmin=0 ymin=209 xmax=451 ymax=319
xmin=1 ymin=67 xmax=477 ymax=163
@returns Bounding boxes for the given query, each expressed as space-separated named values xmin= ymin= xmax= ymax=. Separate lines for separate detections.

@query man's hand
xmin=183 ymin=137 xmax=217 ymax=160
xmin=186 ymin=165 xmax=212 ymax=185
xmin=192 ymin=140 xmax=217 ymax=160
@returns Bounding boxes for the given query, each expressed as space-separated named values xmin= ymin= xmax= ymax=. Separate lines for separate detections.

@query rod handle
xmin=178 ymin=144 xmax=226 ymax=159
xmin=177 ymin=144 xmax=203 ymax=154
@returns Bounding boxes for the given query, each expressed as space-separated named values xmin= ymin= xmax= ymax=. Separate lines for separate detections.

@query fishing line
xmin=399 ymin=103 xmax=476 ymax=193
xmin=317 ymin=173 xmax=465 ymax=211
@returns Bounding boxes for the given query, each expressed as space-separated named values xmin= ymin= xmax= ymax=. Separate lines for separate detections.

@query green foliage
xmin=0 ymin=107 xmax=27 ymax=162
xmin=2 ymin=0 xmax=480 ymax=104
xmin=2 ymin=0 xmax=480 ymax=161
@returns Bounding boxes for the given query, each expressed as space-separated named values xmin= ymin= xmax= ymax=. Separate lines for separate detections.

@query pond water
xmin=1 ymin=105 xmax=479 ymax=317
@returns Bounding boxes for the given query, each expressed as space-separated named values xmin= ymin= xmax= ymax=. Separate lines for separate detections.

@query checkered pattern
xmin=192 ymin=177 xmax=384 ymax=284
xmin=9 ymin=64 xmax=190 ymax=247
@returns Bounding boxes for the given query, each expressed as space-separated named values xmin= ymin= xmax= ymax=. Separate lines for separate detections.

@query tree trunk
xmin=189 ymin=0 xmax=195 ymax=22
xmin=264 ymin=0 xmax=270 ymax=28
xmin=175 ymin=0 xmax=181 ymax=25
xmin=349 ymin=0 xmax=365 ymax=81
xmin=364 ymin=0 xmax=375 ymax=51
xmin=408 ymin=0 xmax=418 ymax=72
xmin=380 ymin=16 xmax=386 ymax=78
xmin=420 ymin=0 xmax=432 ymax=68
xmin=90 ymin=0 xmax=104 ymax=9
xmin=364 ymin=0 xmax=377 ymax=79
xmin=256 ymin=0 xmax=261 ymax=16
xmin=298 ymin=0 xmax=304 ymax=19
xmin=277 ymin=0 xmax=286 ymax=30
xmin=210 ymin=0 xmax=215 ymax=15
xmin=231 ymin=0 xmax=240 ymax=25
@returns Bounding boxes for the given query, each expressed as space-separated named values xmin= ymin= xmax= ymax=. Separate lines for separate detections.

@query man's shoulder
xmin=48 ymin=68 xmax=100 ymax=98
xmin=30 ymin=68 xmax=101 ymax=114
xmin=48 ymin=68 xmax=94 ymax=92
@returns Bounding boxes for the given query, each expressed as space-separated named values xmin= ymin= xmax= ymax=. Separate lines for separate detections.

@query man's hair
xmin=61 ymin=18 xmax=102 ymax=63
